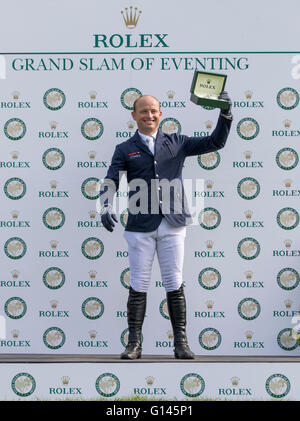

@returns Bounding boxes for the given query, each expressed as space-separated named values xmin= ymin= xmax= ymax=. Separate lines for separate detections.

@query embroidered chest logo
xmin=128 ymin=152 xmax=141 ymax=159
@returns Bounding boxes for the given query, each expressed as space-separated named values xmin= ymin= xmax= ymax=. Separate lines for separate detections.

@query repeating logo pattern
xmin=237 ymin=177 xmax=260 ymax=200
xmin=237 ymin=118 xmax=260 ymax=140
xmin=43 ymin=327 xmax=66 ymax=349
xmin=120 ymin=88 xmax=142 ymax=110
xmin=4 ymin=297 xmax=27 ymax=319
xmin=11 ymin=373 xmax=36 ymax=397
xmin=43 ymin=88 xmax=66 ymax=110
xmin=42 ymin=207 xmax=65 ymax=230
xmin=43 ymin=267 xmax=66 ymax=289
xmin=180 ymin=373 xmax=205 ymax=398
xmin=276 ymin=88 xmax=299 ymax=110
xmin=198 ymin=328 xmax=222 ymax=350
xmin=277 ymin=328 xmax=298 ymax=351
xmin=81 ymin=118 xmax=104 ymax=140
xmin=198 ymin=268 xmax=221 ymax=290
xmin=276 ymin=148 xmax=298 ymax=170
xmin=81 ymin=238 xmax=104 ymax=259
xmin=95 ymin=373 xmax=120 ymax=397
xmin=277 ymin=208 xmax=299 ymax=230
xmin=0 ymin=71 xmax=299 ymax=360
xmin=4 ymin=118 xmax=26 ymax=140
xmin=197 ymin=151 xmax=221 ymax=170
xmin=237 ymin=238 xmax=260 ymax=260
xmin=198 ymin=207 xmax=221 ymax=230
xmin=81 ymin=177 xmax=101 ymax=200
xmin=81 ymin=297 xmax=104 ymax=319
xmin=159 ymin=117 xmax=181 ymax=135
xmin=4 ymin=178 xmax=26 ymax=200
xmin=277 ymin=268 xmax=299 ymax=290
xmin=265 ymin=374 xmax=291 ymax=398
xmin=238 ymin=298 xmax=261 ymax=320
xmin=4 ymin=237 xmax=27 ymax=259
xmin=42 ymin=148 xmax=65 ymax=170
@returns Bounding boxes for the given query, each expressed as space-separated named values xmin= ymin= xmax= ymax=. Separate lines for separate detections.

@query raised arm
xmin=182 ymin=91 xmax=233 ymax=157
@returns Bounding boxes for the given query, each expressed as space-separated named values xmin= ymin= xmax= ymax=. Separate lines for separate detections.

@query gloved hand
xmin=101 ymin=206 xmax=118 ymax=232
xmin=218 ymin=91 xmax=232 ymax=116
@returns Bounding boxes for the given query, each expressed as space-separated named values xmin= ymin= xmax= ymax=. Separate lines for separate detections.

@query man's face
xmin=131 ymin=96 xmax=162 ymax=135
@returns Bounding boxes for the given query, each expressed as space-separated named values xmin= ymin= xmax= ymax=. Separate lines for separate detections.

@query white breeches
xmin=123 ymin=218 xmax=186 ymax=293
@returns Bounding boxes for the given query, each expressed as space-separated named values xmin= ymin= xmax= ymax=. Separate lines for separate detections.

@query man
xmin=100 ymin=92 xmax=232 ymax=359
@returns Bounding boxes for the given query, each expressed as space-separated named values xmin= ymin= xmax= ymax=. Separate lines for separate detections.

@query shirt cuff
xmin=220 ymin=113 xmax=233 ymax=120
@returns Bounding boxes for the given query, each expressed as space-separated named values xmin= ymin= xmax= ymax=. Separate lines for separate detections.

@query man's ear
xmin=131 ymin=111 xmax=136 ymax=121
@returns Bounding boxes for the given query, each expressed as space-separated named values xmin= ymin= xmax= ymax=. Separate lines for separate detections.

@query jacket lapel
xmin=154 ymin=130 xmax=166 ymax=156
xmin=131 ymin=131 xmax=153 ymax=157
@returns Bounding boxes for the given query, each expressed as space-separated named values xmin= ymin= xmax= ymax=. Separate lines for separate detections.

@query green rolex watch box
xmin=190 ymin=70 xmax=229 ymax=110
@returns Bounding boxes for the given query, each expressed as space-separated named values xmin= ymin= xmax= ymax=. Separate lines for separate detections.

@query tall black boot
xmin=121 ymin=286 xmax=147 ymax=360
xmin=167 ymin=285 xmax=195 ymax=359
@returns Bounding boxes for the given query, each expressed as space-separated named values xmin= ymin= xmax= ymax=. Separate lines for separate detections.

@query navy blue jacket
xmin=100 ymin=114 xmax=232 ymax=232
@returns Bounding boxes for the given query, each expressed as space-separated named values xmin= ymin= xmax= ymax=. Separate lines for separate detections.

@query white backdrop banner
xmin=0 ymin=0 xmax=299 ymax=355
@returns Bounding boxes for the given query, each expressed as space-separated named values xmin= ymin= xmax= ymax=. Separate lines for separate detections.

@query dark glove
xmin=101 ymin=207 xmax=118 ymax=232
xmin=218 ymin=91 xmax=232 ymax=116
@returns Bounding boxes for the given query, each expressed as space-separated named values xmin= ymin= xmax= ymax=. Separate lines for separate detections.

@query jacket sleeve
xmin=100 ymin=144 xmax=127 ymax=208
xmin=182 ymin=114 xmax=232 ymax=157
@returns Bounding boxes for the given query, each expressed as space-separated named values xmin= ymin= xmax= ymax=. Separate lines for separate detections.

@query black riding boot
xmin=167 ymin=285 xmax=195 ymax=359
xmin=121 ymin=286 xmax=147 ymax=360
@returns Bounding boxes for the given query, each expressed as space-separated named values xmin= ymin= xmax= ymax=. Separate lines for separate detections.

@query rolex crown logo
xmin=50 ymin=180 xmax=58 ymax=189
xmin=121 ymin=6 xmax=142 ymax=29
xmin=205 ymin=180 xmax=214 ymax=189
xmin=231 ymin=376 xmax=240 ymax=386
xmin=245 ymin=90 xmax=253 ymax=99
xmin=89 ymin=90 xmax=97 ymax=100
xmin=205 ymin=240 xmax=214 ymax=249
xmin=12 ymin=329 xmax=19 ymax=339
xmin=50 ymin=121 xmax=58 ymax=130
xmin=89 ymin=330 xmax=97 ymax=339
xmin=10 ymin=151 xmax=19 ymax=160
xmin=50 ymin=240 xmax=58 ymax=249
xmin=244 ymin=210 xmax=253 ymax=220
xmin=61 ymin=376 xmax=70 ymax=385
xmin=284 ymin=179 xmax=292 ymax=188
xmin=245 ymin=270 xmax=253 ymax=280
xmin=50 ymin=300 xmax=58 ymax=309
xmin=283 ymin=119 xmax=291 ymax=128
xmin=146 ymin=376 xmax=155 ymax=386
xmin=206 ymin=300 xmax=214 ymax=309
xmin=11 ymin=91 xmax=20 ymax=100
xmin=205 ymin=120 xmax=213 ymax=129
xmin=127 ymin=120 xmax=135 ymax=129
xmin=284 ymin=299 xmax=292 ymax=309
xmin=11 ymin=269 xmax=20 ymax=279
xmin=284 ymin=239 xmax=292 ymax=249
xmin=88 ymin=150 xmax=97 ymax=160
xmin=167 ymin=90 xmax=175 ymax=99
xmin=89 ymin=210 xmax=97 ymax=219
xmin=245 ymin=330 xmax=253 ymax=340
xmin=89 ymin=270 xmax=97 ymax=279
xmin=11 ymin=210 xmax=20 ymax=219
xmin=244 ymin=151 xmax=252 ymax=160
xmin=167 ymin=330 xmax=174 ymax=340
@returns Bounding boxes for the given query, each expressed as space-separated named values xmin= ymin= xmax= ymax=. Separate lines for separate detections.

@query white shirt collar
xmin=138 ymin=131 xmax=158 ymax=142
